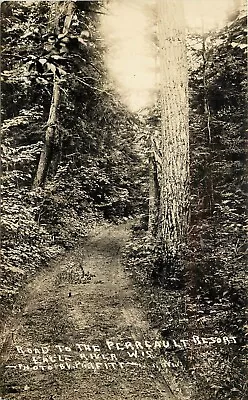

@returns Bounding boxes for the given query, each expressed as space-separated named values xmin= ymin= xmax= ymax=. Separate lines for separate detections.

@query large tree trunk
xmin=33 ymin=1 xmax=75 ymax=188
xmin=148 ymin=154 xmax=159 ymax=235
xmin=33 ymin=76 xmax=60 ymax=188
xmin=156 ymin=0 xmax=189 ymax=269
xmin=148 ymin=131 xmax=162 ymax=236
xmin=202 ymin=33 xmax=214 ymax=216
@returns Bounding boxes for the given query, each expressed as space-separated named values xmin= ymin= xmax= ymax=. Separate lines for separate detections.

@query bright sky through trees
xmin=184 ymin=0 xmax=239 ymax=31
xmin=101 ymin=0 xmax=238 ymax=112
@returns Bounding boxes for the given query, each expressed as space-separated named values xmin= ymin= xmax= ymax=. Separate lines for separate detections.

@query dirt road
xmin=0 ymin=223 xmax=179 ymax=400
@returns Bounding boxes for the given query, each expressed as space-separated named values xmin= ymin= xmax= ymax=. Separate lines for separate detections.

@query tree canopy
xmin=1 ymin=2 xmax=247 ymax=400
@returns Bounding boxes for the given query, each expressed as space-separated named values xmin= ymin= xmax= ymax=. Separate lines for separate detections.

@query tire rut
xmin=0 ymin=223 xmax=178 ymax=400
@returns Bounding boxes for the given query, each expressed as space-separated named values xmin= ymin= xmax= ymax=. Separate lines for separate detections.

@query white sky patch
xmin=101 ymin=0 xmax=239 ymax=113
xmin=184 ymin=0 xmax=238 ymax=32
xmin=101 ymin=0 xmax=157 ymax=113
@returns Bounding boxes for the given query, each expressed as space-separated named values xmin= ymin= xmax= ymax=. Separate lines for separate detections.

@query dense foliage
xmin=126 ymin=12 xmax=247 ymax=400
xmin=1 ymin=1 xmax=144 ymax=317
xmin=1 ymin=2 xmax=246 ymax=399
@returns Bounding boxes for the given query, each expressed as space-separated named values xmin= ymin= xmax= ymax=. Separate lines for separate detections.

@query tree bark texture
xmin=148 ymin=154 xmax=160 ymax=235
xmin=33 ymin=77 xmax=60 ymax=188
xmin=202 ymin=34 xmax=214 ymax=215
xmin=148 ymin=130 xmax=162 ymax=236
xmin=33 ymin=1 xmax=76 ymax=188
xmin=157 ymin=0 xmax=189 ymax=261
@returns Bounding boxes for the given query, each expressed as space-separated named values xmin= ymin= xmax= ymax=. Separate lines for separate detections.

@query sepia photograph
xmin=0 ymin=0 xmax=247 ymax=399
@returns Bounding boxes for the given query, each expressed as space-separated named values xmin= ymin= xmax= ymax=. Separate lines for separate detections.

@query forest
xmin=0 ymin=1 xmax=247 ymax=399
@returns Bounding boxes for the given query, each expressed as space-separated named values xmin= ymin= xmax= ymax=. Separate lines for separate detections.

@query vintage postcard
xmin=1 ymin=1 xmax=247 ymax=399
